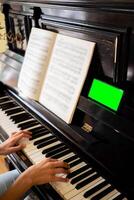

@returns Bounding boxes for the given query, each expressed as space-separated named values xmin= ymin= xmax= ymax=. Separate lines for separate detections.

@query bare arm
xmin=0 ymin=158 xmax=70 ymax=200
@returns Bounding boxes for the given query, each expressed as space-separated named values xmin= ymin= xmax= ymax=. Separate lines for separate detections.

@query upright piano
xmin=0 ymin=1 xmax=134 ymax=199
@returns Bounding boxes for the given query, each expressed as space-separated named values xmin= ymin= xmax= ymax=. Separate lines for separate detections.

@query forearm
xmin=0 ymin=169 xmax=33 ymax=200
xmin=0 ymin=158 xmax=69 ymax=200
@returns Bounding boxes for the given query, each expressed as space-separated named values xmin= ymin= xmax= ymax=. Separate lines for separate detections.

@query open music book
xmin=18 ymin=27 xmax=95 ymax=124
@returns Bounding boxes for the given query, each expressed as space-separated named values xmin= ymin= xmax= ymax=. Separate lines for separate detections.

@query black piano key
xmin=46 ymin=145 xmax=67 ymax=157
xmin=18 ymin=120 xmax=39 ymax=129
xmin=0 ymin=98 xmax=12 ymax=104
xmin=32 ymin=129 xmax=50 ymax=136
xmin=31 ymin=130 xmax=50 ymax=140
xmin=69 ymin=158 xmax=83 ymax=168
xmin=91 ymin=185 xmax=114 ymax=200
xmin=30 ymin=132 xmax=50 ymax=142
xmin=64 ymin=154 xmax=78 ymax=163
xmin=10 ymin=113 xmax=25 ymax=121
xmin=9 ymin=112 xmax=25 ymax=118
xmin=52 ymin=149 xmax=72 ymax=159
xmin=113 ymin=193 xmax=126 ymax=200
xmin=35 ymin=135 xmax=55 ymax=145
xmin=0 ymin=102 xmax=17 ymax=110
xmin=71 ymin=168 xmax=94 ymax=184
xmin=13 ymin=116 xmax=33 ymax=123
xmin=13 ymin=112 xmax=31 ymax=118
xmin=30 ymin=126 xmax=48 ymax=134
xmin=84 ymin=180 xmax=108 ymax=198
xmin=67 ymin=165 xmax=89 ymax=179
xmin=0 ymin=97 xmax=10 ymax=103
xmin=32 ymin=128 xmax=49 ymax=134
xmin=76 ymin=173 xmax=100 ymax=190
xmin=5 ymin=107 xmax=24 ymax=115
xmin=37 ymin=138 xmax=58 ymax=149
xmin=42 ymin=143 xmax=65 ymax=154
xmin=11 ymin=113 xmax=32 ymax=123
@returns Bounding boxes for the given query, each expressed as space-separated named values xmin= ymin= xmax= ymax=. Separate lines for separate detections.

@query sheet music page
xmin=39 ymin=34 xmax=95 ymax=123
xmin=18 ymin=27 xmax=57 ymax=100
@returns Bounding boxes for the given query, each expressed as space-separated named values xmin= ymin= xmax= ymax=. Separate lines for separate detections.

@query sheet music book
xmin=18 ymin=27 xmax=95 ymax=124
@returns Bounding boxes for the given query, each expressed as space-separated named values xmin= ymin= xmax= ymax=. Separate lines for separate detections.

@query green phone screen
xmin=88 ymin=79 xmax=124 ymax=111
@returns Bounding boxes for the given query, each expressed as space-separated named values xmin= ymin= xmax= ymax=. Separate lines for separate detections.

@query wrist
xmin=21 ymin=167 xmax=34 ymax=188
xmin=23 ymin=165 xmax=36 ymax=186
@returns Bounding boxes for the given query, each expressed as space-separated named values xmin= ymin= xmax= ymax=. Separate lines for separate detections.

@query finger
xmin=40 ymin=158 xmax=58 ymax=165
xmin=51 ymin=160 xmax=70 ymax=169
xmin=14 ymin=130 xmax=32 ymax=137
xmin=11 ymin=131 xmax=17 ymax=136
xmin=52 ymin=167 xmax=70 ymax=175
xmin=52 ymin=175 xmax=69 ymax=183
xmin=20 ymin=130 xmax=32 ymax=135
xmin=45 ymin=158 xmax=58 ymax=162
xmin=9 ymin=143 xmax=25 ymax=153
xmin=13 ymin=132 xmax=31 ymax=143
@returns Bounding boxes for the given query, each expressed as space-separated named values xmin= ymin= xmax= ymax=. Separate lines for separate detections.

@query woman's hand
xmin=26 ymin=158 xmax=70 ymax=185
xmin=0 ymin=158 xmax=70 ymax=200
xmin=0 ymin=130 xmax=32 ymax=155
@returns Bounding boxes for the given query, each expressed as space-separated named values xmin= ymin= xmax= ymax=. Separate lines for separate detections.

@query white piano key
xmin=30 ymin=153 xmax=45 ymax=164
xmin=64 ymin=172 xmax=97 ymax=199
xmin=68 ymin=157 xmax=80 ymax=164
xmin=100 ymin=189 xmax=119 ymax=200
xmin=26 ymin=124 xmax=43 ymax=131
xmin=24 ymin=140 xmax=62 ymax=164
xmin=85 ymin=184 xmax=111 ymax=200
xmin=63 ymin=170 xmax=101 ymax=199
xmin=24 ymin=134 xmax=52 ymax=151
xmin=0 ymin=100 xmax=13 ymax=105
xmin=58 ymin=152 xmax=76 ymax=161
xmin=53 ymin=162 xmax=88 ymax=194
xmin=2 ymin=106 xmax=20 ymax=112
xmin=55 ymin=176 xmax=104 ymax=200
xmin=0 ymin=95 xmax=127 ymax=200
xmin=108 ymin=192 xmax=121 ymax=200
xmin=0 ymin=95 xmax=9 ymax=100
xmin=0 ymin=109 xmax=20 ymax=135
xmin=17 ymin=118 xmax=36 ymax=125
xmin=70 ymin=162 xmax=87 ymax=173
xmin=9 ymin=111 xmax=27 ymax=117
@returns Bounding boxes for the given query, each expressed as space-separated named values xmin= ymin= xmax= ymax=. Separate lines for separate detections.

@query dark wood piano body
xmin=1 ymin=0 xmax=134 ymax=199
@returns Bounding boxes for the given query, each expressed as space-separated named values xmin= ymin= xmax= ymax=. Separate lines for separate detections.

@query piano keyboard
xmin=0 ymin=93 xmax=127 ymax=200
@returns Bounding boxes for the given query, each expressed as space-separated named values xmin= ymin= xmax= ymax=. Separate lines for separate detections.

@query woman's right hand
xmin=26 ymin=158 xmax=70 ymax=186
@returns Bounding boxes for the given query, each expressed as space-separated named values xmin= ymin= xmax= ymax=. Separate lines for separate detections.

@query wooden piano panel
xmin=3 ymin=3 xmax=33 ymax=55
xmin=42 ymin=21 xmax=120 ymax=81
xmin=1 ymin=1 xmax=134 ymax=199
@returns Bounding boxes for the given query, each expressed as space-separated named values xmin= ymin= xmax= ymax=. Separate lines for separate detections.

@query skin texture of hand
xmin=0 ymin=130 xmax=32 ymax=155
xmin=27 ymin=158 xmax=70 ymax=185
xmin=0 ymin=158 xmax=70 ymax=200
